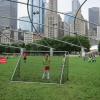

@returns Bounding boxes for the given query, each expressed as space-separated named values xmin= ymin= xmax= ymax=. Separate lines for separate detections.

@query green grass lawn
xmin=0 ymin=56 xmax=100 ymax=100
xmin=13 ymin=56 xmax=66 ymax=83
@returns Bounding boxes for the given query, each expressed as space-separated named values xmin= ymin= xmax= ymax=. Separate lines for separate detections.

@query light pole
xmin=73 ymin=0 xmax=88 ymax=55
xmin=74 ymin=0 xmax=88 ymax=34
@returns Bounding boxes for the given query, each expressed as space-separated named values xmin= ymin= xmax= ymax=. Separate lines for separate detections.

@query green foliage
xmin=0 ymin=45 xmax=6 ymax=53
xmin=4 ymin=36 xmax=90 ymax=52
xmin=0 ymin=45 xmax=20 ymax=53
xmin=11 ymin=43 xmax=25 ymax=48
xmin=34 ymin=36 xmax=90 ymax=52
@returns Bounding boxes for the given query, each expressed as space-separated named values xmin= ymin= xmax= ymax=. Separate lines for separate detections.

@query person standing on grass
xmin=88 ymin=54 xmax=92 ymax=62
xmin=42 ymin=53 xmax=50 ymax=80
xmin=23 ymin=53 xmax=27 ymax=63
xmin=92 ymin=53 xmax=96 ymax=62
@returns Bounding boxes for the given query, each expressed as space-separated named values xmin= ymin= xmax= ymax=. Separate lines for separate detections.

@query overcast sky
xmin=18 ymin=0 xmax=100 ymax=20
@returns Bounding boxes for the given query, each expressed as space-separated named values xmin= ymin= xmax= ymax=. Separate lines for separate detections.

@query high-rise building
xmin=14 ymin=29 xmax=24 ymax=42
xmin=44 ymin=0 xmax=62 ymax=38
xmin=30 ymin=0 xmax=45 ymax=33
xmin=88 ymin=7 xmax=100 ymax=45
xmin=72 ymin=0 xmax=86 ymax=35
xmin=89 ymin=26 xmax=100 ymax=45
xmin=72 ymin=0 xmax=80 ymax=15
xmin=89 ymin=7 xmax=100 ymax=34
xmin=64 ymin=12 xmax=74 ymax=36
xmin=1 ymin=27 xmax=14 ymax=44
xmin=24 ymin=32 xmax=33 ymax=44
xmin=19 ymin=16 xmax=31 ymax=32
xmin=49 ymin=0 xmax=57 ymax=12
xmin=97 ymin=26 xmax=100 ymax=41
xmin=0 ymin=0 xmax=17 ymax=29
xmin=45 ymin=14 xmax=62 ymax=38
xmin=64 ymin=0 xmax=86 ymax=36
xmin=75 ymin=14 xmax=86 ymax=35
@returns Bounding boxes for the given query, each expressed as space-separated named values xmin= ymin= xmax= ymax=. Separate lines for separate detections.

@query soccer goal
xmin=11 ymin=51 xmax=69 ymax=84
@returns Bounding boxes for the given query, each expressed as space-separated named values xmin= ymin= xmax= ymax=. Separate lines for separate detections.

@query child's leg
xmin=42 ymin=71 xmax=46 ymax=79
xmin=92 ymin=58 xmax=94 ymax=62
xmin=47 ymin=71 xmax=50 ymax=79
xmin=24 ymin=59 xmax=26 ymax=63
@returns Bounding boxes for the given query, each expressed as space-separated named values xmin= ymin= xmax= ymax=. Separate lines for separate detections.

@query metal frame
xmin=10 ymin=80 xmax=64 ymax=85
xmin=10 ymin=55 xmax=22 ymax=81
xmin=10 ymin=51 xmax=69 ymax=85
xmin=60 ymin=51 xmax=69 ymax=84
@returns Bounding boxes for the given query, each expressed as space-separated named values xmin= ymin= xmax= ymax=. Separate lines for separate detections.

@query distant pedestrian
xmin=88 ymin=53 xmax=96 ymax=63
xmin=88 ymin=54 xmax=92 ymax=62
xmin=23 ymin=53 xmax=27 ymax=63
xmin=92 ymin=53 xmax=96 ymax=62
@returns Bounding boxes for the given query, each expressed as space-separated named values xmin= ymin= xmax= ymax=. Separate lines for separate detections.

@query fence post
xmin=50 ymin=48 xmax=53 ymax=56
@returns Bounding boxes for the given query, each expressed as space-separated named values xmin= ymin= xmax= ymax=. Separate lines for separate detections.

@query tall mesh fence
xmin=12 ymin=51 xmax=69 ymax=84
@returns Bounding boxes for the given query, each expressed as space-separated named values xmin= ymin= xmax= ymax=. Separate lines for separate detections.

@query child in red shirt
xmin=42 ymin=54 xmax=50 ymax=80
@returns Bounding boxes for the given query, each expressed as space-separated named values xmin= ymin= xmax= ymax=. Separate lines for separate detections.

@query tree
xmin=61 ymin=36 xmax=90 ymax=52
xmin=15 ymin=36 xmax=90 ymax=52
xmin=0 ymin=45 xmax=6 ymax=53
xmin=34 ymin=36 xmax=90 ymax=52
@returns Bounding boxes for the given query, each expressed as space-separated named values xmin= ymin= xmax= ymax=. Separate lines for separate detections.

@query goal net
xmin=11 ymin=51 xmax=69 ymax=84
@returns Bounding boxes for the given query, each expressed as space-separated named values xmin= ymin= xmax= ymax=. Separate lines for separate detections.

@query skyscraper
xmin=72 ymin=0 xmax=80 ymax=15
xmin=89 ymin=7 xmax=100 ymax=34
xmin=89 ymin=7 xmax=100 ymax=45
xmin=49 ymin=0 xmax=57 ymax=12
xmin=72 ymin=0 xmax=86 ymax=36
xmin=44 ymin=0 xmax=62 ymax=38
xmin=64 ymin=12 xmax=74 ymax=36
xmin=30 ymin=0 xmax=45 ymax=33
xmin=0 ymin=0 xmax=17 ymax=29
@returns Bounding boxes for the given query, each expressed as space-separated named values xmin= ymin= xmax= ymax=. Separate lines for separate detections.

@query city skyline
xmin=0 ymin=0 xmax=17 ymax=29
xmin=89 ymin=7 xmax=100 ymax=34
xmin=18 ymin=0 xmax=100 ymax=20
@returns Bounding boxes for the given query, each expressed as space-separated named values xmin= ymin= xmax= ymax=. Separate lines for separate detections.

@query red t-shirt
xmin=23 ymin=54 xmax=27 ymax=60
xmin=44 ymin=66 xmax=50 ymax=71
